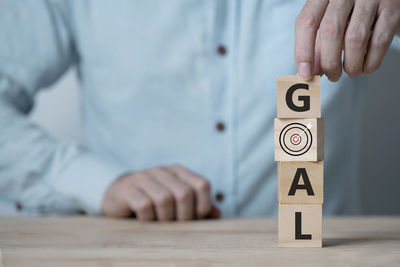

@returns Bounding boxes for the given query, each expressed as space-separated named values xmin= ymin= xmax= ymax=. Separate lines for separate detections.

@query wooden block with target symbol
xmin=274 ymin=118 xmax=324 ymax=162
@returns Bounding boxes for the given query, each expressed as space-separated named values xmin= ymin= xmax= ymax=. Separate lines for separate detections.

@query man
xmin=0 ymin=0 xmax=399 ymax=220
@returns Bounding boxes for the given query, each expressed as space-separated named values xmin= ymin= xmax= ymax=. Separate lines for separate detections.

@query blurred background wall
xmin=358 ymin=45 xmax=400 ymax=215
xmin=22 ymin=42 xmax=400 ymax=216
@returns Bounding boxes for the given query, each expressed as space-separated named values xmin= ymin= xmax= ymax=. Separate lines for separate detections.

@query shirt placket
xmin=209 ymin=0 xmax=239 ymax=217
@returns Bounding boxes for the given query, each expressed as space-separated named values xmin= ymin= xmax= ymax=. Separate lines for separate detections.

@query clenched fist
xmin=101 ymin=165 xmax=220 ymax=221
xmin=296 ymin=0 xmax=400 ymax=81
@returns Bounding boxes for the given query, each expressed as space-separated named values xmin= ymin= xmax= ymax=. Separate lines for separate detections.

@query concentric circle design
xmin=290 ymin=134 xmax=301 ymax=145
xmin=279 ymin=123 xmax=312 ymax=156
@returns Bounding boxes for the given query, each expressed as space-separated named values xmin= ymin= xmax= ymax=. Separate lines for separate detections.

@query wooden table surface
xmin=0 ymin=216 xmax=399 ymax=267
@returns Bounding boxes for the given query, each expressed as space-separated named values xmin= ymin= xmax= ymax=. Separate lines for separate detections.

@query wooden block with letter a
xmin=277 ymin=75 xmax=320 ymax=118
xmin=274 ymin=118 xmax=324 ymax=162
xmin=278 ymin=161 xmax=323 ymax=204
xmin=278 ymin=204 xmax=322 ymax=247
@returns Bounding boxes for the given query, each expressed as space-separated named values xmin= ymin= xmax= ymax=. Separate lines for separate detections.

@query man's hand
xmin=101 ymin=165 xmax=219 ymax=221
xmin=295 ymin=0 xmax=400 ymax=81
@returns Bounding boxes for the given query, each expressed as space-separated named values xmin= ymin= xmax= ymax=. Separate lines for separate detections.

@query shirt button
xmin=216 ymin=122 xmax=225 ymax=132
xmin=215 ymin=192 xmax=224 ymax=203
xmin=217 ymin=45 xmax=227 ymax=55
xmin=16 ymin=202 xmax=22 ymax=211
xmin=78 ymin=210 xmax=87 ymax=215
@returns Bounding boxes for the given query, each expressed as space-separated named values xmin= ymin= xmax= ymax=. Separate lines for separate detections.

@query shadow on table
xmin=324 ymin=236 xmax=400 ymax=247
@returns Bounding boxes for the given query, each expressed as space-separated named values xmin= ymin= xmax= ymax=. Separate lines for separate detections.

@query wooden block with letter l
xmin=278 ymin=204 xmax=322 ymax=247
xmin=274 ymin=118 xmax=324 ymax=162
xmin=278 ymin=161 xmax=323 ymax=204
xmin=277 ymin=75 xmax=320 ymax=118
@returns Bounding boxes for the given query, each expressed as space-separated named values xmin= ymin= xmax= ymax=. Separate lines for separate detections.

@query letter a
xmin=288 ymin=168 xmax=315 ymax=196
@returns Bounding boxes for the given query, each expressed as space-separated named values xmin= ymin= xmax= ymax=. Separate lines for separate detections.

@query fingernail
xmin=299 ymin=62 xmax=312 ymax=80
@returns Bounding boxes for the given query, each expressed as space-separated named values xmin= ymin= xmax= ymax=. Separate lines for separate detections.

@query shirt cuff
xmin=53 ymin=151 xmax=129 ymax=215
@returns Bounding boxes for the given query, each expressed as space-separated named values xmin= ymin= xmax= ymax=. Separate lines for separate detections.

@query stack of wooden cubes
xmin=275 ymin=75 xmax=323 ymax=247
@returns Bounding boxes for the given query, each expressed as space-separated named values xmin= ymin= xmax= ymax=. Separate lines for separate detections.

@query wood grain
xmin=0 ymin=216 xmax=400 ymax=266
xmin=0 ymin=246 xmax=3 ymax=267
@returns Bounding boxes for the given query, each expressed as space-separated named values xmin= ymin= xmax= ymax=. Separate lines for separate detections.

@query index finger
xmin=295 ymin=0 xmax=328 ymax=80
xmin=168 ymin=165 xmax=212 ymax=219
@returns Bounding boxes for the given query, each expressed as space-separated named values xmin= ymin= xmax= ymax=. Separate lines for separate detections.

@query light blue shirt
xmin=0 ymin=0 xmax=399 ymax=217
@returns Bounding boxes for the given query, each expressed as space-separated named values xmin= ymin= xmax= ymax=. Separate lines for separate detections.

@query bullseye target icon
xmin=279 ymin=122 xmax=312 ymax=156
xmin=290 ymin=134 xmax=301 ymax=145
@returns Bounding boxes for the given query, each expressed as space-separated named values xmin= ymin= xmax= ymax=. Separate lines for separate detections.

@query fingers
xmin=169 ymin=165 xmax=212 ymax=219
xmin=124 ymin=187 xmax=155 ymax=221
xmin=313 ymin=30 xmax=323 ymax=76
xmin=152 ymin=168 xmax=195 ymax=221
xmin=344 ymin=0 xmax=379 ymax=78
xmin=363 ymin=2 xmax=400 ymax=75
xmin=296 ymin=0 xmax=399 ymax=80
xmin=133 ymin=173 xmax=174 ymax=221
xmin=295 ymin=0 xmax=328 ymax=80
xmin=319 ymin=0 xmax=353 ymax=81
xmin=101 ymin=174 xmax=156 ymax=220
xmin=102 ymin=165 xmax=213 ymax=221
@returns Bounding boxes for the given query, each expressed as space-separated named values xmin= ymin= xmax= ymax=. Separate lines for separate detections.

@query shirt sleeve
xmin=393 ymin=34 xmax=400 ymax=51
xmin=0 ymin=0 xmax=127 ymax=215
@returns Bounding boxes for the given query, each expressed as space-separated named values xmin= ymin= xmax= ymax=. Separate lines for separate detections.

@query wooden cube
xmin=274 ymin=118 xmax=324 ymax=161
xmin=277 ymin=75 xmax=321 ymax=118
xmin=278 ymin=161 xmax=323 ymax=204
xmin=278 ymin=204 xmax=322 ymax=247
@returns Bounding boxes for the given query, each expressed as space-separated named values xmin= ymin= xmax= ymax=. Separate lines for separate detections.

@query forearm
xmin=0 ymin=0 xmax=129 ymax=214
xmin=0 ymin=75 xmax=127 ymax=214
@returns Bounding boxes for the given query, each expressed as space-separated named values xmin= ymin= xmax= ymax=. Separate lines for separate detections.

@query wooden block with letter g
xmin=277 ymin=75 xmax=320 ymax=118
xmin=274 ymin=118 xmax=324 ymax=162
xmin=278 ymin=161 xmax=323 ymax=204
xmin=278 ymin=204 xmax=322 ymax=247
